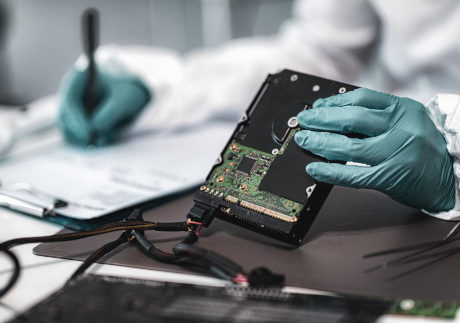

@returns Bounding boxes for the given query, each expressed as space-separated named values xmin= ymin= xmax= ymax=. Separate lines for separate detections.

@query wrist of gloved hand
xmin=294 ymin=88 xmax=456 ymax=212
xmin=57 ymin=65 xmax=151 ymax=147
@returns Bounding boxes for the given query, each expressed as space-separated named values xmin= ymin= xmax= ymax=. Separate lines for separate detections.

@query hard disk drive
xmin=187 ymin=70 xmax=357 ymax=245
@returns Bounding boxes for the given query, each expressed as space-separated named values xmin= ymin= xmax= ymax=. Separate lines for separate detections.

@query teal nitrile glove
xmin=294 ymin=88 xmax=455 ymax=212
xmin=57 ymin=66 xmax=151 ymax=146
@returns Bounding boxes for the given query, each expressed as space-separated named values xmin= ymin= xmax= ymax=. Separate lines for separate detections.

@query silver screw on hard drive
xmin=306 ymin=184 xmax=316 ymax=198
xmin=287 ymin=117 xmax=298 ymax=128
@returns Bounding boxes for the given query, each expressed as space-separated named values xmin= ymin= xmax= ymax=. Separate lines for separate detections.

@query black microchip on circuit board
xmin=236 ymin=156 xmax=257 ymax=174
xmin=187 ymin=70 xmax=358 ymax=245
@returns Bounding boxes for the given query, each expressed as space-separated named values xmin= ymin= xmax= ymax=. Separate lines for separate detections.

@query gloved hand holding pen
xmin=294 ymin=88 xmax=456 ymax=213
xmin=57 ymin=65 xmax=151 ymax=147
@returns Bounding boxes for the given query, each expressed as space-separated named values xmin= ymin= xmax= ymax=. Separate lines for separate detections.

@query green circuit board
xmin=389 ymin=299 xmax=458 ymax=319
xmin=200 ymin=129 xmax=303 ymax=223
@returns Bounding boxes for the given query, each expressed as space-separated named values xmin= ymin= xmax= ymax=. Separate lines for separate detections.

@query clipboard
xmin=0 ymin=122 xmax=234 ymax=230
xmin=0 ymin=187 xmax=195 ymax=231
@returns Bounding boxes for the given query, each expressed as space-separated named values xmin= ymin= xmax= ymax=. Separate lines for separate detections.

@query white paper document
xmin=0 ymin=123 xmax=234 ymax=220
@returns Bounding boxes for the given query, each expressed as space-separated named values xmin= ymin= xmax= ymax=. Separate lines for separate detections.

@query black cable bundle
xmin=0 ymin=209 xmax=259 ymax=298
xmin=0 ymin=210 xmax=191 ymax=298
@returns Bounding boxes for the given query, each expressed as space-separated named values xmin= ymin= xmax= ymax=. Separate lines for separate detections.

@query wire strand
xmin=70 ymin=232 xmax=129 ymax=280
xmin=0 ymin=250 xmax=20 ymax=298
xmin=0 ymin=221 xmax=157 ymax=251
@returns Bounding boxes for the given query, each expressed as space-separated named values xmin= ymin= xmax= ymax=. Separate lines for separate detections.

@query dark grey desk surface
xmin=35 ymin=186 xmax=460 ymax=301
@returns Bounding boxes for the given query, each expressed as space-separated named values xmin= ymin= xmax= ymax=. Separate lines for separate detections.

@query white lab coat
xmin=95 ymin=0 xmax=460 ymax=220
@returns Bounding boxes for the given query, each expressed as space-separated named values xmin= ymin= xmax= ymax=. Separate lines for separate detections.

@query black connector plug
xmin=186 ymin=202 xmax=215 ymax=227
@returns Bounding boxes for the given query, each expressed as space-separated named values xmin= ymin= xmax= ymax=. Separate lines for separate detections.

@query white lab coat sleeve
xmin=94 ymin=0 xmax=380 ymax=131
xmin=424 ymin=94 xmax=460 ymax=220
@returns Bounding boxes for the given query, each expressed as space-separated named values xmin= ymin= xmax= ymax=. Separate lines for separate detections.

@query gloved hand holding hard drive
xmin=295 ymin=88 xmax=456 ymax=214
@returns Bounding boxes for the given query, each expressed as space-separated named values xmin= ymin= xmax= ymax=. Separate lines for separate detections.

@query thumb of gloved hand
xmin=57 ymin=64 xmax=151 ymax=146
xmin=295 ymin=88 xmax=456 ymax=213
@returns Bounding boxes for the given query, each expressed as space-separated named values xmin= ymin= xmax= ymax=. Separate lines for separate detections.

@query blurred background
xmin=0 ymin=0 xmax=294 ymax=105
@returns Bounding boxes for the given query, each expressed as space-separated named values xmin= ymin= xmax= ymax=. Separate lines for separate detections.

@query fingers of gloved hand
xmin=306 ymin=162 xmax=380 ymax=190
xmin=57 ymin=68 xmax=92 ymax=146
xmin=56 ymin=118 xmax=91 ymax=146
xmin=307 ymin=159 xmax=455 ymax=212
xmin=59 ymin=67 xmax=87 ymax=101
xmin=313 ymin=88 xmax=398 ymax=110
xmin=297 ymin=105 xmax=389 ymax=137
xmin=92 ymin=131 xmax=119 ymax=147
xmin=294 ymin=130 xmax=386 ymax=165
xmin=92 ymin=77 xmax=151 ymax=134
xmin=304 ymin=88 xmax=457 ymax=213
xmin=57 ymin=65 xmax=151 ymax=147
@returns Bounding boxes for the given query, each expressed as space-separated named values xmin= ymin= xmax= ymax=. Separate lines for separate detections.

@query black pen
xmin=82 ymin=8 xmax=99 ymax=147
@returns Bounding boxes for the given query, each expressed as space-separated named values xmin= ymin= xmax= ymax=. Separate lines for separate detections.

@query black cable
xmin=181 ymin=231 xmax=199 ymax=245
xmin=155 ymin=222 xmax=189 ymax=231
xmin=173 ymin=243 xmax=243 ymax=278
xmin=69 ymin=232 xmax=129 ymax=280
xmin=131 ymin=229 xmax=237 ymax=281
xmin=126 ymin=211 xmax=248 ymax=283
xmin=0 ymin=210 xmax=190 ymax=298
xmin=1 ymin=207 xmax=273 ymax=299
xmin=0 ymin=249 xmax=20 ymax=298
xmin=0 ymin=220 xmax=159 ymax=251
xmin=132 ymin=230 xmax=183 ymax=264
